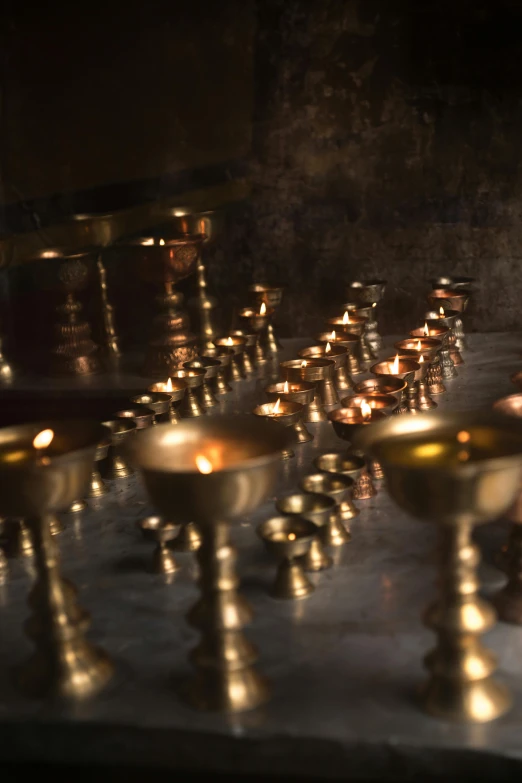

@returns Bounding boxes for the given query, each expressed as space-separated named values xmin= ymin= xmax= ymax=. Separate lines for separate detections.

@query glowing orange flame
xmin=439 ymin=306 xmax=445 ymax=317
xmin=283 ymin=380 xmax=289 ymax=393
xmin=390 ymin=354 xmax=400 ymax=374
xmin=259 ymin=301 xmax=267 ymax=315
xmin=288 ymin=533 xmax=296 ymax=541
xmin=301 ymin=360 xmax=307 ymax=368
xmin=226 ymin=336 xmax=234 ymax=346
xmin=423 ymin=322 xmax=429 ymax=336
xmin=342 ymin=310 xmax=350 ymax=325
xmin=419 ymin=354 xmax=424 ymax=363
xmin=416 ymin=340 xmax=422 ymax=351
xmin=330 ymin=330 xmax=336 ymax=340
xmin=159 ymin=238 xmax=165 ymax=246
xmin=361 ymin=400 xmax=372 ymax=421
xmin=273 ymin=397 xmax=281 ymax=414
xmin=166 ymin=377 xmax=173 ymax=392
xmin=372 ymin=302 xmax=377 ymax=308
xmin=33 ymin=429 xmax=54 ymax=451
xmin=195 ymin=454 xmax=213 ymax=474
xmin=457 ymin=430 xmax=471 ymax=444
xmin=325 ymin=341 xmax=331 ymax=353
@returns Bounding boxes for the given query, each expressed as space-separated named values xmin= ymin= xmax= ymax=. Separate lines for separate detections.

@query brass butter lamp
xmin=428 ymin=289 xmax=469 ymax=351
xmin=126 ymin=415 xmax=291 ymax=712
xmin=148 ymin=378 xmax=187 ymax=423
xmin=299 ymin=473 xmax=354 ymax=546
xmin=346 ymin=279 xmax=386 ymax=353
xmin=0 ymin=420 xmax=113 ymax=699
xmin=248 ymin=284 xmax=286 ymax=355
xmin=275 ymin=492 xmax=336 ymax=571
xmin=354 ymin=411 xmax=522 ymax=723
xmin=298 ymin=344 xmax=352 ymax=395
xmin=316 ymin=330 xmax=361 ymax=375
xmin=257 ymin=516 xmax=318 ymax=599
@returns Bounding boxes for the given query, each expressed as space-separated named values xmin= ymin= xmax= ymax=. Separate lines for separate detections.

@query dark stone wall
xmin=217 ymin=0 xmax=522 ymax=336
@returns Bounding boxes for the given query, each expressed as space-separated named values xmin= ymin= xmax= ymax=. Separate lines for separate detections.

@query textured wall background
xmin=4 ymin=0 xmax=522 ymax=356
xmin=212 ymin=0 xmax=522 ymax=337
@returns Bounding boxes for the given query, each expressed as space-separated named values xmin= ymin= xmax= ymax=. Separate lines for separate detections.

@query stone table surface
xmin=0 ymin=333 xmax=521 ymax=780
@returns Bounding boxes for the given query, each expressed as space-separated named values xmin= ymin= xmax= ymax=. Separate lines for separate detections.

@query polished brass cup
xmin=340 ymin=392 xmax=398 ymax=414
xmin=275 ymin=492 xmax=336 ymax=571
xmin=184 ymin=357 xmax=221 ymax=408
xmin=427 ymin=289 xmax=469 ymax=352
xmin=170 ymin=368 xmax=206 ymax=417
xmin=248 ymin=284 xmax=285 ymax=355
xmin=298 ymin=344 xmax=352 ymax=394
xmin=491 ymin=393 xmax=522 ymax=625
xmin=230 ymin=330 xmax=257 ymax=375
xmin=325 ymin=315 xmax=368 ymax=367
xmin=237 ymin=307 xmax=274 ymax=364
xmin=279 ymin=358 xmax=335 ymax=420
xmin=265 ymin=381 xmax=316 ymax=426
xmin=213 ymin=336 xmax=247 ymax=382
xmin=148 ymin=379 xmax=187 ymax=423
xmin=0 ymin=420 xmax=113 ymax=700
xmin=426 ymin=309 xmax=462 ymax=368
xmin=329 ymin=408 xmax=386 ymax=494
xmin=138 ymin=515 xmax=181 ymax=574
xmin=101 ymin=419 xmax=137 ymax=479
xmin=313 ymin=451 xmax=365 ymax=510
xmin=393 ymin=341 xmax=440 ymax=408
xmin=316 ymin=330 xmax=361 ymax=375
xmin=126 ymin=415 xmax=291 ymax=713
xmin=115 ymin=406 xmax=154 ymax=429
xmin=257 ymin=516 xmax=317 ymax=599
xmin=354 ymin=410 xmax=522 ymax=723
xmin=253 ymin=401 xmax=306 ymax=458
xmin=346 ymin=279 xmax=386 ymax=352
xmin=342 ymin=302 xmax=379 ymax=359
xmin=431 ymin=275 xmax=475 ymax=291
xmin=130 ymin=392 xmax=172 ymax=424
xmin=370 ymin=358 xmax=421 ymax=415
xmin=299 ymin=473 xmax=354 ymax=545
xmin=210 ymin=347 xmax=234 ymax=394
xmin=406 ymin=330 xmax=447 ymax=395
xmin=87 ymin=426 xmax=112 ymax=497
xmin=353 ymin=376 xmax=407 ymax=403
xmin=164 ymin=208 xmax=223 ymax=355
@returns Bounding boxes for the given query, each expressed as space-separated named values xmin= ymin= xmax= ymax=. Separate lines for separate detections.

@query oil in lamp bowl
xmin=410 ymin=325 xmax=449 ymax=342
xmin=325 ymin=315 xmax=366 ymax=337
xmin=0 ymin=420 xmax=104 ymax=517
xmin=298 ymin=344 xmax=347 ymax=370
xmin=237 ymin=306 xmax=274 ymax=332
xmin=125 ymin=416 xmax=291 ymax=523
xmin=184 ymin=356 xmax=222 ymax=379
xmin=130 ymin=392 xmax=172 ymax=417
xmin=316 ymin=331 xmax=359 ymax=350
xmin=371 ymin=357 xmax=421 ymax=382
xmin=353 ymin=377 xmax=407 ymax=402
xmin=253 ymin=400 xmax=303 ymax=427
xmin=170 ymin=368 xmax=206 ymax=388
xmin=394 ymin=338 xmax=442 ymax=361
xmin=427 ymin=289 xmax=469 ymax=314
xmin=213 ymin=336 xmax=247 ymax=355
xmin=148 ymin=378 xmax=187 ymax=403
xmin=329 ymin=407 xmax=386 ymax=441
xmin=265 ymin=381 xmax=315 ymax=406
xmin=115 ymin=406 xmax=154 ymax=429
xmin=340 ymin=393 xmax=398 ymax=413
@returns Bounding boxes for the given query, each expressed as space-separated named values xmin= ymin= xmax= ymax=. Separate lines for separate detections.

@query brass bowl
xmin=340 ymin=393 xmax=398 ymax=412
xmin=347 ymin=279 xmax=386 ymax=305
xmin=248 ymin=284 xmax=286 ymax=309
xmin=0 ymin=420 xmax=103 ymax=517
xmin=257 ymin=516 xmax=317 ymax=559
xmin=126 ymin=416 xmax=291 ymax=523
xmin=158 ymin=207 xmax=224 ymax=245
xmin=428 ymin=289 xmax=469 ymax=314
xmin=353 ymin=377 xmax=407 ymax=401
xmin=124 ymin=234 xmax=203 ymax=284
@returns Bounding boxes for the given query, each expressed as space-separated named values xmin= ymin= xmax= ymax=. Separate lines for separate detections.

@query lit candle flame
xmin=273 ymin=397 xmax=281 ymax=414
xmin=159 ymin=238 xmax=165 ymax=246
xmin=226 ymin=336 xmax=234 ymax=346
xmin=33 ymin=428 xmax=54 ymax=451
xmin=423 ymin=322 xmax=429 ymax=336
xmin=342 ymin=310 xmax=350 ymax=325
xmin=372 ymin=302 xmax=377 ymax=308
xmin=325 ymin=341 xmax=331 ymax=353
xmin=419 ymin=354 xmax=424 ymax=363
xmin=301 ymin=360 xmax=307 ymax=368
xmin=330 ymin=330 xmax=336 ymax=340
xmin=166 ymin=377 xmax=173 ymax=392
xmin=195 ymin=454 xmax=213 ymax=474
xmin=288 ymin=533 xmax=296 ymax=541
xmin=283 ymin=380 xmax=289 ymax=393
xmin=416 ymin=340 xmax=422 ymax=351
xmin=391 ymin=354 xmax=400 ymax=374
xmin=259 ymin=301 xmax=267 ymax=315
xmin=439 ymin=306 xmax=445 ymax=317
xmin=457 ymin=430 xmax=471 ymax=444
xmin=361 ymin=400 xmax=372 ymax=421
